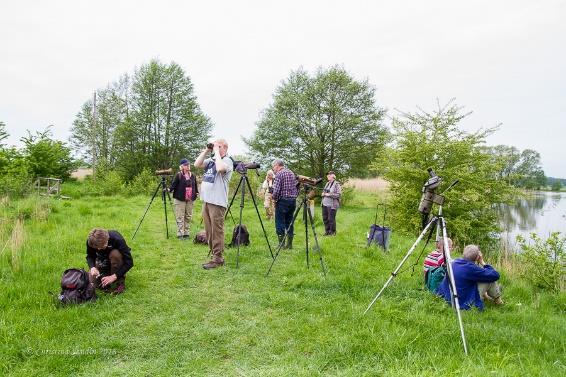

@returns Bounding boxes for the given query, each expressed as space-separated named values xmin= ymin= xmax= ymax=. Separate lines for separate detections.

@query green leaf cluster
xmin=372 ymin=101 xmax=516 ymax=249
xmin=245 ymin=66 xmax=388 ymax=179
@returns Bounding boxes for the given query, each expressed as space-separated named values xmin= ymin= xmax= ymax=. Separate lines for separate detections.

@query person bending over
xmin=194 ymin=139 xmax=233 ymax=269
xmin=271 ymin=159 xmax=298 ymax=249
xmin=86 ymin=228 xmax=133 ymax=294
xmin=169 ymin=158 xmax=198 ymax=240
xmin=437 ymin=244 xmax=503 ymax=310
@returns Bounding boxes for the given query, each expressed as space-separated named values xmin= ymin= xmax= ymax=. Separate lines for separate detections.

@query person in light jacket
xmin=321 ymin=170 xmax=341 ymax=236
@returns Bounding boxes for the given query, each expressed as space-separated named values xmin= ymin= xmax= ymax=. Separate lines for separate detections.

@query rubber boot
xmin=286 ymin=235 xmax=293 ymax=250
xmin=278 ymin=234 xmax=286 ymax=249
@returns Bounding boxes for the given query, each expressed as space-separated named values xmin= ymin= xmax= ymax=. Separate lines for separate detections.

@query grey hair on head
xmin=462 ymin=244 xmax=480 ymax=261
xmin=271 ymin=159 xmax=285 ymax=168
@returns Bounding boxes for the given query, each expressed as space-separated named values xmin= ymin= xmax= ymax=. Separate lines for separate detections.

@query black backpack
xmin=58 ymin=268 xmax=96 ymax=304
xmin=230 ymin=224 xmax=250 ymax=247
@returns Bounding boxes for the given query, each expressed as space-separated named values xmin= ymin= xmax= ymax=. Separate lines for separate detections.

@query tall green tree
xmin=372 ymin=100 xmax=515 ymax=249
xmin=245 ymin=66 xmax=387 ymax=179
xmin=70 ymin=59 xmax=212 ymax=180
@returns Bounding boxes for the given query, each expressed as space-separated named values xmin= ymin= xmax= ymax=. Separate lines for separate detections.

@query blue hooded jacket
xmin=436 ymin=258 xmax=500 ymax=310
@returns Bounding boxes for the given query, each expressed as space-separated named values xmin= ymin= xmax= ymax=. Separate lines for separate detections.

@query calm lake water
xmin=498 ymin=191 xmax=566 ymax=248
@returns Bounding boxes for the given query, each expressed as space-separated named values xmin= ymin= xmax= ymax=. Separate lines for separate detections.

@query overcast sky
xmin=1 ymin=0 xmax=565 ymax=177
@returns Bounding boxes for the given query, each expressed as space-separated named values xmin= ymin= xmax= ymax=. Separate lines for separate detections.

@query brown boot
xmin=202 ymin=260 xmax=225 ymax=270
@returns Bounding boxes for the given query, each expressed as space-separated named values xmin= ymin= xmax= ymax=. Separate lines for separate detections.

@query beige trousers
xmin=173 ymin=199 xmax=194 ymax=237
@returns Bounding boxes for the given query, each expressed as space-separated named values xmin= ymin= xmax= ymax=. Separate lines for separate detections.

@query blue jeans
xmin=275 ymin=197 xmax=296 ymax=236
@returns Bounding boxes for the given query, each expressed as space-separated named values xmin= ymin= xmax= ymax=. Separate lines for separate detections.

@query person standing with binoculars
xmin=194 ymin=139 xmax=233 ymax=269
xmin=321 ymin=171 xmax=341 ymax=236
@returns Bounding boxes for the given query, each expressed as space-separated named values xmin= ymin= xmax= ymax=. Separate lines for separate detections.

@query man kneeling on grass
xmin=86 ymin=228 xmax=133 ymax=294
xmin=437 ymin=244 xmax=503 ymax=310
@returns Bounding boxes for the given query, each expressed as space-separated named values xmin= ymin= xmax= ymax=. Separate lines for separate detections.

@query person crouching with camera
xmin=259 ymin=169 xmax=275 ymax=220
xmin=194 ymin=139 xmax=234 ymax=269
xmin=169 ymin=158 xmax=199 ymax=240
xmin=86 ymin=228 xmax=133 ymax=294
xmin=321 ymin=170 xmax=341 ymax=236
xmin=271 ymin=159 xmax=298 ymax=249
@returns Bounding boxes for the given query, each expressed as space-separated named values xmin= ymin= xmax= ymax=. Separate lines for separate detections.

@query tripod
xmin=225 ymin=170 xmax=274 ymax=267
xmin=132 ymin=176 xmax=173 ymax=240
xmin=266 ymin=184 xmax=327 ymax=276
xmin=363 ymin=206 xmax=468 ymax=355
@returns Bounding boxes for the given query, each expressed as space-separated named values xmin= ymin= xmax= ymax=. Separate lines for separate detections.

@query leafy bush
xmin=517 ymin=232 xmax=565 ymax=293
xmin=338 ymin=185 xmax=355 ymax=207
xmin=124 ymin=168 xmax=158 ymax=196
xmin=0 ymin=148 xmax=33 ymax=198
xmin=371 ymin=101 xmax=516 ymax=249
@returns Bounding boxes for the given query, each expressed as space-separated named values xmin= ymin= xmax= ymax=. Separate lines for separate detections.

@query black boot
xmin=278 ymin=234 xmax=286 ymax=249
xmin=286 ymin=235 xmax=293 ymax=250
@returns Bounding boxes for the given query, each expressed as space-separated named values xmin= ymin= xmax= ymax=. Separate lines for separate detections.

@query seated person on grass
xmin=86 ymin=228 xmax=133 ymax=294
xmin=423 ymin=237 xmax=452 ymax=291
xmin=436 ymin=244 xmax=503 ymax=310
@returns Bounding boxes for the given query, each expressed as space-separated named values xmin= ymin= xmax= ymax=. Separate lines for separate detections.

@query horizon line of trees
xmin=1 ymin=60 xmax=560 ymax=202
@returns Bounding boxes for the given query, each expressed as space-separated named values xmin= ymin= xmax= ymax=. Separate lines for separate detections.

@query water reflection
xmin=498 ymin=191 xmax=566 ymax=250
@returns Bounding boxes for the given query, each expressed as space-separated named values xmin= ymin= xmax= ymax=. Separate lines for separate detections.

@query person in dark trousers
xmin=86 ymin=228 xmax=133 ymax=294
xmin=169 ymin=158 xmax=199 ymax=239
xmin=271 ymin=159 xmax=298 ymax=249
xmin=436 ymin=244 xmax=503 ymax=310
xmin=321 ymin=170 xmax=341 ymax=235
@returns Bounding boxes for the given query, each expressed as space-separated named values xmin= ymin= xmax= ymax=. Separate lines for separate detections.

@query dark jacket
xmin=436 ymin=258 xmax=500 ymax=311
xmin=86 ymin=230 xmax=133 ymax=278
xmin=169 ymin=171 xmax=198 ymax=202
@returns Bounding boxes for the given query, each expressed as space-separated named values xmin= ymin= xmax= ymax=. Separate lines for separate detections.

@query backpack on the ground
xmin=230 ymin=224 xmax=250 ymax=247
xmin=58 ymin=268 xmax=96 ymax=304
xmin=193 ymin=230 xmax=208 ymax=244
xmin=425 ymin=265 xmax=446 ymax=293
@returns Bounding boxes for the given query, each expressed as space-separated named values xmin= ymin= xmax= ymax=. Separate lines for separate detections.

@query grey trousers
xmin=173 ymin=199 xmax=194 ymax=237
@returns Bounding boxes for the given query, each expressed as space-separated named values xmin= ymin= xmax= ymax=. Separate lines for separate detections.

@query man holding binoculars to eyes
xmin=194 ymin=139 xmax=233 ymax=269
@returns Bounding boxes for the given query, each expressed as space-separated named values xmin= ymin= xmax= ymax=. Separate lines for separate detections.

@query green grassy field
xmin=0 ymin=186 xmax=564 ymax=376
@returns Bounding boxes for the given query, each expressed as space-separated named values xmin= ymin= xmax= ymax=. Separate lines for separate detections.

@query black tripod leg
xmin=266 ymin=200 xmax=303 ymax=276
xmin=132 ymin=181 xmax=161 ymax=240
xmin=303 ymin=199 xmax=309 ymax=269
xmin=306 ymin=201 xmax=326 ymax=276
xmin=225 ymin=178 xmax=243 ymax=221
xmin=245 ymin=177 xmax=274 ymax=259
xmin=235 ymin=177 xmax=246 ymax=268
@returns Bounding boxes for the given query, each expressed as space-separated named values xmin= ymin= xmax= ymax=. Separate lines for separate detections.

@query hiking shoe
xmin=202 ymin=260 xmax=224 ymax=270
xmin=177 ymin=235 xmax=184 ymax=240
xmin=183 ymin=234 xmax=190 ymax=240
xmin=111 ymin=283 xmax=126 ymax=295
